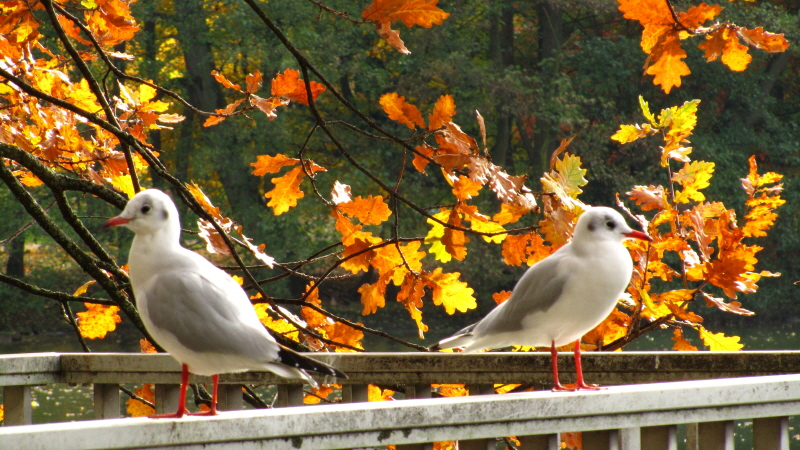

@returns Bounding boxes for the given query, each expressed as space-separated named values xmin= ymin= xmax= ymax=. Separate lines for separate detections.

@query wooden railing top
xmin=2 ymin=373 xmax=800 ymax=450
xmin=2 ymin=351 xmax=800 ymax=387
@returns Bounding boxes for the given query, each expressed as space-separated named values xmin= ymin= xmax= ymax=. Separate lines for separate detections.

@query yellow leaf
xmin=73 ymin=280 xmax=95 ymax=296
xmin=264 ymin=166 xmax=306 ymax=215
xmin=423 ymin=268 xmax=476 ymax=315
xmin=673 ymin=161 xmax=715 ymax=204
xmin=110 ymin=174 xmax=136 ymax=199
xmin=77 ymin=303 xmax=122 ymax=339
xmin=368 ymin=384 xmax=394 ymax=402
xmin=425 ymin=210 xmax=453 ymax=263
xmin=470 ymin=219 xmax=506 ymax=244
xmin=698 ymin=326 xmax=743 ymax=351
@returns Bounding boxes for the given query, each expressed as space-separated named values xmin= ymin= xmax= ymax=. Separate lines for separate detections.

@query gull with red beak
xmin=103 ymin=189 xmax=346 ymax=418
xmin=430 ymin=206 xmax=652 ymax=391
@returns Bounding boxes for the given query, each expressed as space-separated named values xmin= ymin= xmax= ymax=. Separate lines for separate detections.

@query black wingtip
xmin=428 ymin=343 xmax=441 ymax=351
xmin=278 ymin=347 xmax=349 ymax=379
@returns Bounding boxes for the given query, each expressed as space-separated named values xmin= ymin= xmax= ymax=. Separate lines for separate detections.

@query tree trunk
xmin=488 ymin=2 xmax=515 ymax=168
xmin=530 ymin=0 xmax=563 ymax=175
xmin=5 ymin=231 xmax=25 ymax=278
xmin=172 ymin=0 xmax=263 ymax=222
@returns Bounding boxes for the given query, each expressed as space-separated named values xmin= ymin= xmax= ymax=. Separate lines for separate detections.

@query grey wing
xmin=474 ymin=252 xmax=569 ymax=336
xmin=143 ymin=270 xmax=277 ymax=359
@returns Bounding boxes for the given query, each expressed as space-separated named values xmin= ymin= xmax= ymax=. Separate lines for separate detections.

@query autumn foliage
xmin=0 ymin=0 xmax=790 ymax=430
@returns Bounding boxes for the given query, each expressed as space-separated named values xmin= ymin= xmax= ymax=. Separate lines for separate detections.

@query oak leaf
xmin=337 ymin=195 xmax=392 ymax=225
xmin=738 ymin=27 xmax=790 ymax=53
xmin=412 ymin=144 xmax=435 ymax=174
xmin=628 ymin=185 xmax=667 ymax=211
xmin=376 ymin=21 xmax=410 ymax=54
xmin=265 ymin=166 xmax=306 ymax=215
xmin=380 ymin=93 xmax=425 ymax=129
xmin=251 ymin=154 xmax=300 ymax=176
xmin=673 ymin=161 xmax=715 ymax=204
xmin=492 ymin=291 xmax=512 ymax=305
xmin=698 ymin=326 xmax=743 ymax=351
xmin=428 ymin=94 xmax=456 ymax=130
xmin=646 ymin=32 xmax=690 ymax=94
xmin=672 ymin=328 xmax=698 ymax=351
xmin=211 ymin=70 xmax=241 ymax=91
xmin=362 ymin=0 xmax=450 ymax=28
xmin=271 ymin=69 xmax=326 ymax=105
xmin=245 ymin=70 xmax=263 ymax=94
xmin=125 ymin=384 xmax=155 ymax=417
xmin=77 ymin=303 xmax=121 ymax=339
xmin=423 ymin=268 xmax=476 ymax=315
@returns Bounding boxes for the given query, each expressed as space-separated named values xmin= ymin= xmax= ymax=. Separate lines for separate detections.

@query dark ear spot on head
xmin=587 ymin=221 xmax=596 ymax=232
xmin=163 ymin=209 xmax=169 ymax=220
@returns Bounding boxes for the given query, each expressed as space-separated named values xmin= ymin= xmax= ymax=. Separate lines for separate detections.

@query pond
xmin=1 ymin=322 xmax=799 ymax=449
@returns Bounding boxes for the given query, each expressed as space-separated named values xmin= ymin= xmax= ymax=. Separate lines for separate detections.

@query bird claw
xmin=575 ymin=383 xmax=604 ymax=390
xmin=551 ymin=383 xmax=577 ymax=392
xmin=188 ymin=409 xmax=219 ymax=416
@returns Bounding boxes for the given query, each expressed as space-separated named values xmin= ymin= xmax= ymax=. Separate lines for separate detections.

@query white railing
xmin=1 ymin=351 xmax=800 ymax=449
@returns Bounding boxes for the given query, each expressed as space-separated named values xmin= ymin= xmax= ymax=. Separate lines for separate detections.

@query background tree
xmin=0 ymin=0 xmax=795 ymax=409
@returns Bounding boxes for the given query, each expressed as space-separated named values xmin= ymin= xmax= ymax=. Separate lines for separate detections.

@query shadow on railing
xmin=1 ymin=351 xmax=800 ymax=449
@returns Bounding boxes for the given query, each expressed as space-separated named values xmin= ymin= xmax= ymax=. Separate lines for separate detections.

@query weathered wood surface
xmin=0 ymin=374 xmax=797 ymax=450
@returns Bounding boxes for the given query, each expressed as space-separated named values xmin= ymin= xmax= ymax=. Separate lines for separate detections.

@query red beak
xmin=624 ymin=230 xmax=653 ymax=242
xmin=101 ymin=216 xmax=132 ymax=230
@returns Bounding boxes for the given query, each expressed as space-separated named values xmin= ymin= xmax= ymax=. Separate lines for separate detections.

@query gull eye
xmin=606 ymin=220 xmax=615 ymax=229
xmin=141 ymin=205 xmax=151 ymax=214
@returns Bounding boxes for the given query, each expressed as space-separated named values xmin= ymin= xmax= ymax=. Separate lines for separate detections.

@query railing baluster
xmin=753 ymin=416 xmax=789 ymax=450
xmin=154 ymin=384 xmax=180 ymax=415
xmin=276 ymin=384 xmax=304 ymax=407
xmin=687 ymin=421 xmax=734 ymax=450
xmin=341 ymin=384 xmax=369 ymax=403
xmin=93 ymin=383 xmax=119 ymax=419
xmin=518 ymin=433 xmax=559 ymax=450
xmin=2 ymin=385 xmax=32 ymax=426
xmin=641 ymin=425 xmax=677 ymax=450
xmin=459 ymin=384 xmax=495 ymax=450
xmin=583 ymin=430 xmax=621 ymax=450
xmin=217 ymin=384 xmax=243 ymax=411
xmin=397 ymin=384 xmax=433 ymax=450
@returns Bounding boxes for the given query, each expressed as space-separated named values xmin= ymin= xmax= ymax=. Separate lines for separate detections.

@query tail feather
xmin=277 ymin=346 xmax=348 ymax=380
xmin=429 ymin=323 xmax=477 ymax=351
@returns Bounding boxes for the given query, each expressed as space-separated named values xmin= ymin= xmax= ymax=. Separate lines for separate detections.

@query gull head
xmin=101 ymin=189 xmax=180 ymax=236
xmin=573 ymin=207 xmax=652 ymax=244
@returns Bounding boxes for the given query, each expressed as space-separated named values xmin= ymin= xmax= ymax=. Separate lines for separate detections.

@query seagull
xmin=430 ymin=206 xmax=652 ymax=391
xmin=103 ymin=189 xmax=346 ymax=417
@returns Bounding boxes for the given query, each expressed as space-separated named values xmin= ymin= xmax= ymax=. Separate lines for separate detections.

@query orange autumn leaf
xmin=358 ymin=273 xmax=390 ymax=315
xmin=251 ymin=154 xmax=300 ymax=176
xmin=337 ymin=195 xmax=392 ymax=225
xmin=139 ymin=339 xmax=157 ymax=353
xmin=263 ymin=160 xmax=326 ymax=215
xmin=397 ymin=273 xmax=428 ymax=338
xmin=627 ymin=185 xmax=667 ymax=211
xmin=333 ymin=209 xmax=382 ymax=247
xmin=412 ymin=144 xmax=435 ymax=174
xmin=203 ymin=98 xmax=244 ymax=127
xmin=492 ymin=291 xmax=512 ymax=305
xmin=264 ymin=165 xmax=306 ymax=215
xmin=77 ymin=303 xmax=122 ymax=339
xmin=618 ymin=0 xmax=674 ymax=54
xmin=492 ymin=203 xmax=530 ymax=225
xmin=380 ymin=92 xmax=425 ymax=129
xmin=271 ymin=69 xmax=326 ymax=105
xmin=441 ymin=208 xmax=468 ymax=261
xmin=677 ymin=3 xmax=722 ymax=30
xmin=211 ymin=70 xmax=241 ymax=91
xmin=452 ymin=176 xmax=482 ymax=201
xmin=432 ymin=383 xmax=467 ymax=397
xmin=376 ymin=21 xmax=410 ymax=55
xmin=721 ymin=33 xmax=752 ymax=72
xmin=646 ymin=32 xmax=690 ymax=94
xmin=672 ymin=328 xmax=698 ymax=351
xmin=362 ymin=0 xmax=450 ymax=28
xmin=245 ymin=70 xmax=263 ymax=94
xmin=340 ymin=238 xmax=376 ymax=274
xmin=738 ymin=27 xmax=790 ymax=53
xmin=125 ymin=384 xmax=155 ymax=417
xmin=428 ymin=94 xmax=456 ymax=130
xmin=304 ymin=385 xmax=337 ymax=404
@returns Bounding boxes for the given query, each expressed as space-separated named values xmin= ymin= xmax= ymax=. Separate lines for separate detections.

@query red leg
xmin=550 ymin=340 xmax=574 ymax=392
xmin=149 ymin=364 xmax=189 ymax=418
xmin=574 ymin=339 xmax=601 ymax=390
xmin=189 ymin=374 xmax=219 ymax=416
